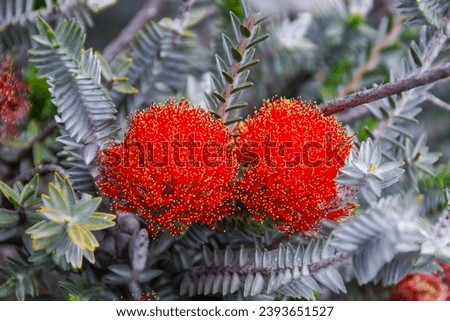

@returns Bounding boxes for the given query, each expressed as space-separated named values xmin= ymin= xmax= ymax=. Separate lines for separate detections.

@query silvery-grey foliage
xmin=363 ymin=25 xmax=448 ymax=162
xmin=402 ymin=134 xmax=441 ymax=190
xmin=331 ymin=195 xmax=425 ymax=284
xmin=0 ymin=0 xmax=449 ymax=302
xmin=398 ymin=0 xmax=450 ymax=35
xmin=29 ymin=18 xmax=117 ymax=192
xmin=110 ymin=21 xmax=192 ymax=117
xmin=421 ymin=203 xmax=450 ymax=262
xmin=0 ymin=0 xmax=93 ymax=51
xmin=104 ymin=229 xmax=163 ymax=300
xmin=336 ymin=139 xmax=405 ymax=203
xmin=110 ymin=2 xmax=205 ymax=124
xmin=181 ymin=238 xmax=348 ymax=299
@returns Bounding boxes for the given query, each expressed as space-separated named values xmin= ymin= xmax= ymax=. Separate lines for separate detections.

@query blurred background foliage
xmin=0 ymin=0 xmax=449 ymax=301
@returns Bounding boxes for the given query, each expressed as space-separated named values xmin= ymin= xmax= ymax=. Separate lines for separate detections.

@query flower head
xmin=390 ymin=273 xmax=448 ymax=301
xmin=439 ymin=262 xmax=450 ymax=286
xmin=0 ymin=59 xmax=30 ymax=142
xmin=96 ymin=99 xmax=237 ymax=237
xmin=236 ymin=98 xmax=353 ymax=234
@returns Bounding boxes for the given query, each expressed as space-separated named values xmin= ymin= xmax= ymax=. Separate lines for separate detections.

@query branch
xmin=216 ymin=12 xmax=259 ymax=118
xmin=0 ymin=119 xmax=56 ymax=165
xmin=309 ymin=252 xmax=352 ymax=274
xmin=15 ymin=119 xmax=57 ymax=161
xmin=102 ymin=0 xmax=165 ymax=63
xmin=320 ymin=63 xmax=450 ymax=116
xmin=9 ymin=164 xmax=66 ymax=184
xmin=336 ymin=28 xmax=449 ymax=122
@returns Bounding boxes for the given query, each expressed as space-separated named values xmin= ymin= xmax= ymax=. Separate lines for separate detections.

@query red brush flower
xmin=439 ymin=262 xmax=450 ymax=286
xmin=390 ymin=273 xmax=448 ymax=301
xmin=0 ymin=59 xmax=30 ymax=143
xmin=96 ymin=99 xmax=237 ymax=237
xmin=236 ymin=98 xmax=353 ymax=234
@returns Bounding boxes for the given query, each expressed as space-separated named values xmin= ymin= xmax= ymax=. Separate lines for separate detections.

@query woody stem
xmin=319 ymin=63 xmax=450 ymax=116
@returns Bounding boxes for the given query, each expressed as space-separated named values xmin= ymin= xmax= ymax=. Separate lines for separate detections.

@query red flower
xmin=96 ymin=99 xmax=237 ymax=237
xmin=236 ymin=98 xmax=353 ymax=234
xmin=137 ymin=292 xmax=156 ymax=301
xmin=390 ymin=273 xmax=448 ymax=301
xmin=0 ymin=59 xmax=30 ymax=143
xmin=439 ymin=263 xmax=450 ymax=286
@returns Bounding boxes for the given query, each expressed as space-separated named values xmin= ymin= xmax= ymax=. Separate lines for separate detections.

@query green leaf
xmin=108 ymin=264 xmax=132 ymax=278
xmin=0 ymin=227 xmax=21 ymax=242
xmin=28 ymin=251 xmax=51 ymax=264
xmin=246 ymin=34 xmax=270 ymax=49
xmin=67 ymin=224 xmax=98 ymax=251
xmin=59 ymin=281 xmax=102 ymax=301
xmin=65 ymin=242 xmax=84 ymax=269
xmin=112 ymin=82 xmax=139 ymax=94
xmin=37 ymin=206 xmax=66 ymax=223
xmin=409 ymin=43 xmax=423 ymax=67
xmin=213 ymin=92 xmax=227 ymax=103
xmin=231 ymin=47 xmax=242 ymax=62
xmin=32 ymin=234 xmax=63 ymax=251
xmin=71 ymin=197 xmax=101 ymax=224
xmin=0 ymin=181 xmax=20 ymax=207
xmin=138 ymin=269 xmax=163 ymax=283
xmin=83 ymin=249 xmax=95 ymax=264
xmin=221 ymin=71 xmax=234 ymax=84
xmin=0 ymin=282 xmax=14 ymax=298
xmin=26 ymin=149 xmax=114 ymax=269
xmin=53 ymin=174 xmax=76 ymax=207
xmin=83 ymin=213 xmax=116 ymax=230
xmin=20 ymin=175 xmax=39 ymax=205
xmin=35 ymin=17 xmax=57 ymax=44
xmin=0 ymin=208 xmax=19 ymax=228
xmin=26 ymin=221 xmax=64 ymax=240
xmin=237 ymin=59 xmax=260 ymax=73
xmin=15 ymin=280 xmax=26 ymax=301
xmin=240 ymin=24 xmax=252 ymax=37
xmin=96 ymin=51 xmax=114 ymax=81
xmin=27 ymin=120 xmax=39 ymax=138
xmin=114 ymin=58 xmax=133 ymax=77
xmin=223 ymin=118 xmax=244 ymax=126
xmin=230 ymin=82 xmax=253 ymax=94
xmin=12 ymin=183 xmax=23 ymax=198
xmin=225 ymin=102 xmax=248 ymax=113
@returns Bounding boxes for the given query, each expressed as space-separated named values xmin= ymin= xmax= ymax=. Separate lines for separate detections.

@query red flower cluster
xmin=96 ymin=100 xmax=237 ymax=237
xmin=0 ymin=59 xmax=30 ymax=143
xmin=96 ymin=98 xmax=353 ymax=237
xmin=390 ymin=263 xmax=450 ymax=301
xmin=236 ymin=98 xmax=353 ymax=233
